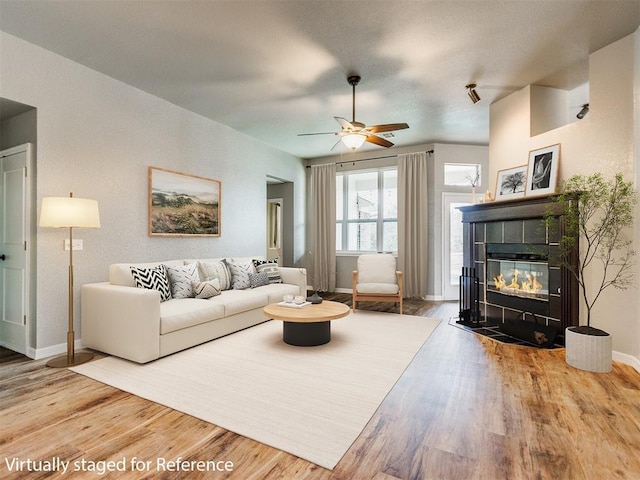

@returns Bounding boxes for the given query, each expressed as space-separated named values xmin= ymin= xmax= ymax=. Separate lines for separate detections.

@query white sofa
xmin=81 ymin=257 xmax=307 ymax=363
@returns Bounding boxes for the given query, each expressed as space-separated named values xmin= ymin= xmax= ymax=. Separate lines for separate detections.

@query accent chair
xmin=352 ymin=253 xmax=403 ymax=314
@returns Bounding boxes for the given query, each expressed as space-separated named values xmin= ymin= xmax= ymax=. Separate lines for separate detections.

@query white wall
xmin=489 ymin=30 xmax=639 ymax=364
xmin=0 ymin=32 xmax=306 ymax=356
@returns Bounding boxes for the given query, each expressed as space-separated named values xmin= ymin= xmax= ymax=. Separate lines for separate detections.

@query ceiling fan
xmin=298 ymin=75 xmax=409 ymax=151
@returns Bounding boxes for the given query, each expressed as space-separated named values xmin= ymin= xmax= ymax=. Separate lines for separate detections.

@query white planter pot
xmin=565 ymin=327 xmax=612 ymax=373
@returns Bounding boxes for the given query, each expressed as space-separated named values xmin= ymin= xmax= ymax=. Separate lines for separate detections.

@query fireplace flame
xmin=493 ymin=270 xmax=543 ymax=295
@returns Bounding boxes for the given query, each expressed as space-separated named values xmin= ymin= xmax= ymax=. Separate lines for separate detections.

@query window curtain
xmin=398 ymin=152 xmax=428 ymax=298
xmin=311 ymin=163 xmax=336 ymax=292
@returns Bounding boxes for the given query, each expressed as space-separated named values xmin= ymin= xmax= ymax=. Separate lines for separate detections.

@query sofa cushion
xmin=160 ymin=298 xmax=225 ymax=335
xmin=356 ymin=283 xmax=399 ymax=295
xmin=166 ymin=263 xmax=199 ymax=299
xmin=224 ymin=259 xmax=254 ymax=290
xmin=253 ymin=283 xmax=301 ymax=304
xmin=198 ymin=260 xmax=231 ymax=290
xmin=357 ymin=254 xmax=398 ymax=285
xmin=193 ymin=278 xmax=221 ymax=299
xmin=130 ymin=265 xmax=172 ymax=302
xmin=206 ymin=289 xmax=269 ymax=316
xmin=253 ymin=259 xmax=282 ymax=284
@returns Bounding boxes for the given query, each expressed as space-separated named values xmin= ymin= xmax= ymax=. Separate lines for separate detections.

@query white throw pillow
xmin=166 ymin=263 xmax=199 ymax=299
xmin=224 ymin=259 xmax=254 ymax=290
xmin=198 ymin=260 xmax=232 ymax=290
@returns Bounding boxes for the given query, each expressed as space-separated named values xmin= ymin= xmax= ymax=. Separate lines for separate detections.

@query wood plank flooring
xmin=1 ymin=295 xmax=639 ymax=479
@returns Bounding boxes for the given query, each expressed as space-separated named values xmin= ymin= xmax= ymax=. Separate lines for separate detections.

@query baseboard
xmin=33 ymin=339 xmax=86 ymax=360
xmin=425 ymin=295 xmax=445 ymax=301
xmin=0 ymin=338 xmax=28 ymax=357
xmin=317 ymin=289 xmax=446 ymax=301
xmin=613 ymin=350 xmax=640 ymax=374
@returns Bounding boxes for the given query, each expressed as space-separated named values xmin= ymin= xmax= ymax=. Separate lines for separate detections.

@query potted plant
xmin=549 ymin=173 xmax=637 ymax=372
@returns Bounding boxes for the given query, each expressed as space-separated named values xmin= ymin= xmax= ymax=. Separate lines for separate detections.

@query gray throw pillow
xmin=249 ymin=272 xmax=270 ymax=288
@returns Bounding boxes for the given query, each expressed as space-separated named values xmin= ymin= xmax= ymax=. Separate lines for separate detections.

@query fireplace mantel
xmin=459 ymin=195 xmax=579 ymax=341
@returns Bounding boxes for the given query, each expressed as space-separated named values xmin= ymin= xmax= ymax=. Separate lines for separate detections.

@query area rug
xmin=71 ymin=311 xmax=440 ymax=470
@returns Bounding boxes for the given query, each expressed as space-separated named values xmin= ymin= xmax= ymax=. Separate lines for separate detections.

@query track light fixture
xmin=466 ymin=84 xmax=481 ymax=104
xmin=576 ymin=103 xmax=589 ymax=119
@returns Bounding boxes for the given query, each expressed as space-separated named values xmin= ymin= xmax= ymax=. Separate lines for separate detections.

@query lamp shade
xmin=341 ymin=133 xmax=367 ymax=150
xmin=40 ymin=196 xmax=101 ymax=228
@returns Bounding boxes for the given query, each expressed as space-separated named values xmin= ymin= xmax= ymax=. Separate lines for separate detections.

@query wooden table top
xmin=263 ymin=300 xmax=351 ymax=323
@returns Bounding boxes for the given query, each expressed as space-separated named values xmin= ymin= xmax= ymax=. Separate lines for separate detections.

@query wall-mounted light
xmin=576 ymin=103 xmax=589 ymax=119
xmin=466 ymin=83 xmax=481 ymax=104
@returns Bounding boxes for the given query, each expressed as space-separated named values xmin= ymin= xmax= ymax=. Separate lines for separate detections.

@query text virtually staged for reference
xmin=4 ymin=456 xmax=235 ymax=475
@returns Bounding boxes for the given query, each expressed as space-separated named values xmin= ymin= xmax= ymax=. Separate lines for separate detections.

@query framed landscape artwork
xmin=495 ymin=165 xmax=527 ymax=201
xmin=148 ymin=166 xmax=221 ymax=237
xmin=525 ymin=144 xmax=560 ymax=197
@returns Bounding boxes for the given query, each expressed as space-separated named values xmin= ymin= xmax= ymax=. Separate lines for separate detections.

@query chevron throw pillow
xmin=193 ymin=278 xmax=221 ymax=299
xmin=130 ymin=264 xmax=171 ymax=302
xmin=166 ymin=263 xmax=199 ymax=299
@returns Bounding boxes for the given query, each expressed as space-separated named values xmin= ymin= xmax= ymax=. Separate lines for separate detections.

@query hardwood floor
xmin=1 ymin=295 xmax=639 ymax=479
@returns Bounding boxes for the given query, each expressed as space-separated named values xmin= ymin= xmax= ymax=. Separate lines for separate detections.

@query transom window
xmin=336 ymin=168 xmax=397 ymax=253
xmin=444 ymin=163 xmax=481 ymax=187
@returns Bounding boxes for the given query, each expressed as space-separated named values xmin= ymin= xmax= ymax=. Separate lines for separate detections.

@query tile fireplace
xmin=459 ymin=195 xmax=579 ymax=343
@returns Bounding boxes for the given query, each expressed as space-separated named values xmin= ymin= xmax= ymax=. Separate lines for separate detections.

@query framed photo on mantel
xmin=525 ymin=144 xmax=560 ymax=197
xmin=148 ymin=166 xmax=221 ymax=237
xmin=495 ymin=165 xmax=527 ymax=201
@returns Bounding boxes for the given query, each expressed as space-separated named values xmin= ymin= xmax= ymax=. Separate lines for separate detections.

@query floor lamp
xmin=40 ymin=193 xmax=101 ymax=368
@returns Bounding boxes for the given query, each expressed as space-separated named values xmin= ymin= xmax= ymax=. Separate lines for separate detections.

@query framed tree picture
xmin=148 ymin=167 xmax=221 ymax=237
xmin=525 ymin=144 xmax=560 ymax=197
xmin=495 ymin=165 xmax=527 ymax=201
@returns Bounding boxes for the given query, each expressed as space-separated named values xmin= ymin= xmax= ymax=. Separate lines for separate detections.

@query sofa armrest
xmin=278 ymin=267 xmax=308 ymax=296
xmin=81 ymin=282 xmax=161 ymax=363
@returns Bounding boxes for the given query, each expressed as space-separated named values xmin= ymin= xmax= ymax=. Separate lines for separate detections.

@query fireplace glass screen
xmin=487 ymin=258 xmax=549 ymax=301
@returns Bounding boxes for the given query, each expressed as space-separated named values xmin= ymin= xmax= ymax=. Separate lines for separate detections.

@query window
xmin=444 ymin=163 xmax=481 ymax=187
xmin=336 ymin=168 xmax=397 ymax=252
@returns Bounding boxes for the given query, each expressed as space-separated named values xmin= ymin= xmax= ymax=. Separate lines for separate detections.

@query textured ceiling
xmin=1 ymin=1 xmax=639 ymax=159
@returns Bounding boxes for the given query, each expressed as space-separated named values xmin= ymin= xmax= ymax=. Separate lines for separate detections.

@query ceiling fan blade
xmin=335 ymin=117 xmax=355 ymax=131
xmin=330 ymin=139 xmax=343 ymax=151
xmin=367 ymin=123 xmax=409 ymax=134
xmin=297 ymin=132 xmax=338 ymax=136
xmin=366 ymin=135 xmax=394 ymax=148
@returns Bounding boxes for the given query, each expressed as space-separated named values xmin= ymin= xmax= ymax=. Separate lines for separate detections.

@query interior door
xmin=0 ymin=144 xmax=31 ymax=355
xmin=442 ymin=192 xmax=472 ymax=301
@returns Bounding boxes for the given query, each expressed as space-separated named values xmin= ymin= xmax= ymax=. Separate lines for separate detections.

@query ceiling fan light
xmin=341 ymin=133 xmax=367 ymax=150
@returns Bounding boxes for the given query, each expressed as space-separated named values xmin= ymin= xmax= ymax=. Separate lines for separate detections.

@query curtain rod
xmin=306 ymin=149 xmax=434 ymax=168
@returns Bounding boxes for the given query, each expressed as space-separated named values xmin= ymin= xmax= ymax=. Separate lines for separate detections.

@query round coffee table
xmin=263 ymin=300 xmax=350 ymax=346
